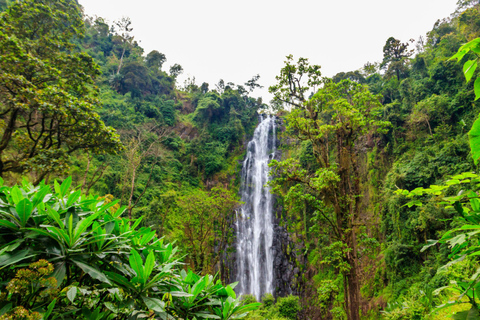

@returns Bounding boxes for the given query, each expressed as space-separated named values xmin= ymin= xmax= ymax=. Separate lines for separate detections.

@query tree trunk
xmin=346 ymin=237 xmax=361 ymax=320
xmin=117 ymin=46 xmax=126 ymax=75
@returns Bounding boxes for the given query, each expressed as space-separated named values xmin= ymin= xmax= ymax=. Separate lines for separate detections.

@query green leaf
xmin=469 ymin=117 xmax=480 ymax=165
xmin=72 ymin=211 xmax=101 ymax=243
xmin=32 ymin=186 xmax=51 ymax=208
xmin=43 ymin=299 xmax=57 ymax=320
xmin=144 ymin=250 xmax=155 ymax=280
xmin=52 ymin=262 xmax=66 ymax=287
xmin=129 ymin=249 xmax=145 ymax=283
xmin=459 ymin=225 xmax=480 ymax=230
xmin=66 ymin=190 xmax=81 ymax=207
xmin=0 ymin=219 xmax=18 ymax=230
xmin=0 ymin=250 xmax=34 ymax=269
xmin=439 ymin=255 xmax=466 ymax=272
xmin=404 ymin=200 xmax=423 ymax=208
xmin=98 ymin=200 xmax=119 ymax=214
xmin=0 ymin=303 xmax=12 ymax=316
xmin=60 ymin=177 xmax=72 ymax=197
xmin=54 ymin=180 xmax=61 ymax=196
xmin=45 ymin=226 xmax=70 ymax=244
xmin=464 ymin=60 xmax=478 ymax=83
xmin=46 ymin=207 xmax=64 ymax=228
xmin=235 ymin=302 xmax=262 ymax=314
xmin=105 ymin=271 xmax=135 ymax=291
xmin=113 ymin=206 xmax=127 ymax=218
xmin=67 ymin=286 xmax=77 ymax=303
xmin=10 ymin=186 xmax=23 ymax=205
xmin=16 ymin=198 xmax=34 ymax=227
xmin=169 ymin=291 xmax=194 ymax=297
xmin=72 ymin=260 xmax=111 ymax=284
xmin=452 ymin=305 xmax=480 ymax=319
xmin=451 ymin=49 xmax=469 ymax=61
xmin=131 ymin=217 xmax=143 ymax=230
xmin=142 ymin=296 xmax=165 ymax=312
xmin=464 ymin=38 xmax=480 ymax=51
xmin=223 ymin=299 xmax=231 ymax=319
xmin=225 ymin=285 xmax=236 ymax=299
xmin=191 ymin=278 xmax=207 ymax=301
xmin=421 ymin=239 xmax=438 ymax=252
xmin=193 ymin=312 xmax=220 ymax=319
xmin=474 ymin=77 xmax=480 ymax=101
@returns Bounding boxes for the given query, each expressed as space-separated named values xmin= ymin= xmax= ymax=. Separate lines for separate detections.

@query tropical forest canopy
xmin=2 ymin=0 xmax=480 ymax=319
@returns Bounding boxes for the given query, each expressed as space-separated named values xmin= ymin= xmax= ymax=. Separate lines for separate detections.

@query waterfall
xmin=235 ymin=114 xmax=276 ymax=300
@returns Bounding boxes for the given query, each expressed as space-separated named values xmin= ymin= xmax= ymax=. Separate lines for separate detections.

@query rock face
xmin=270 ymin=117 xmax=296 ymax=297
xmin=272 ymin=219 xmax=295 ymax=297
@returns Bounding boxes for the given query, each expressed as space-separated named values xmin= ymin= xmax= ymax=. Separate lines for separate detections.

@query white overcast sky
xmin=79 ymin=0 xmax=458 ymax=102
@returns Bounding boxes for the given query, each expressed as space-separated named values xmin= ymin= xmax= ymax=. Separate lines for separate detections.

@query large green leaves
xmin=451 ymin=37 xmax=480 ymax=164
xmin=15 ymin=198 xmax=33 ymax=227
xmin=0 ymin=178 xmax=259 ymax=319
xmin=469 ymin=117 xmax=480 ymax=165
xmin=451 ymin=37 xmax=480 ymax=100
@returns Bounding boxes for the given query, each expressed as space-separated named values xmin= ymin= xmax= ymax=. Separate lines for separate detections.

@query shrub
xmin=277 ymin=295 xmax=300 ymax=320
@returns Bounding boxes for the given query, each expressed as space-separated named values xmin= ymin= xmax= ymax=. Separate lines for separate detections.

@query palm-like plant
xmin=0 ymin=177 xmax=260 ymax=319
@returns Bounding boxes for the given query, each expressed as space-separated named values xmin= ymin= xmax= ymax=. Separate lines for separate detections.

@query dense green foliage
xmin=267 ymin=2 xmax=480 ymax=319
xmin=5 ymin=0 xmax=480 ymax=319
xmin=0 ymin=0 xmax=264 ymax=318
xmin=269 ymin=56 xmax=390 ymax=320
xmin=0 ymin=0 xmax=123 ymax=183
xmin=0 ymin=0 xmax=263 ymax=282
xmin=0 ymin=177 xmax=260 ymax=319
xmin=242 ymin=294 xmax=300 ymax=320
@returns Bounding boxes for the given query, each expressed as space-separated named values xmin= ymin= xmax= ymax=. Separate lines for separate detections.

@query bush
xmin=242 ymin=294 xmax=258 ymax=305
xmin=277 ymin=295 xmax=300 ymax=320
xmin=262 ymin=293 xmax=275 ymax=307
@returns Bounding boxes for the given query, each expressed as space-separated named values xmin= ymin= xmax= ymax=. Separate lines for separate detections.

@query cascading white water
xmin=235 ymin=114 xmax=276 ymax=300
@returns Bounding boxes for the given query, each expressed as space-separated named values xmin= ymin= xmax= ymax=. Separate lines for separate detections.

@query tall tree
xmin=381 ymin=37 xmax=414 ymax=80
xmin=269 ymin=56 xmax=389 ymax=320
xmin=173 ymin=186 xmax=240 ymax=276
xmin=145 ymin=50 xmax=166 ymax=70
xmin=169 ymin=63 xmax=183 ymax=78
xmin=0 ymin=0 xmax=122 ymax=183
xmin=113 ymin=16 xmax=134 ymax=74
xmin=120 ymin=123 xmax=169 ymax=219
xmin=244 ymin=74 xmax=263 ymax=92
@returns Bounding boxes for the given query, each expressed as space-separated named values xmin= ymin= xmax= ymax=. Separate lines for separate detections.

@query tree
xmin=381 ymin=37 xmax=414 ymax=80
xmin=216 ymin=79 xmax=225 ymax=94
xmin=0 ymin=0 xmax=122 ymax=183
xmin=118 ymin=61 xmax=150 ymax=97
xmin=332 ymin=70 xmax=366 ymax=83
xmin=269 ymin=56 xmax=389 ymax=320
xmin=119 ymin=123 xmax=170 ymax=219
xmin=169 ymin=63 xmax=183 ymax=78
xmin=201 ymin=82 xmax=209 ymax=94
xmin=193 ymin=92 xmax=223 ymax=123
xmin=173 ymin=186 xmax=240 ymax=276
xmin=145 ymin=50 xmax=166 ymax=70
xmin=113 ymin=16 xmax=134 ymax=74
xmin=244 ymin=74 xmax=263 ymax=92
